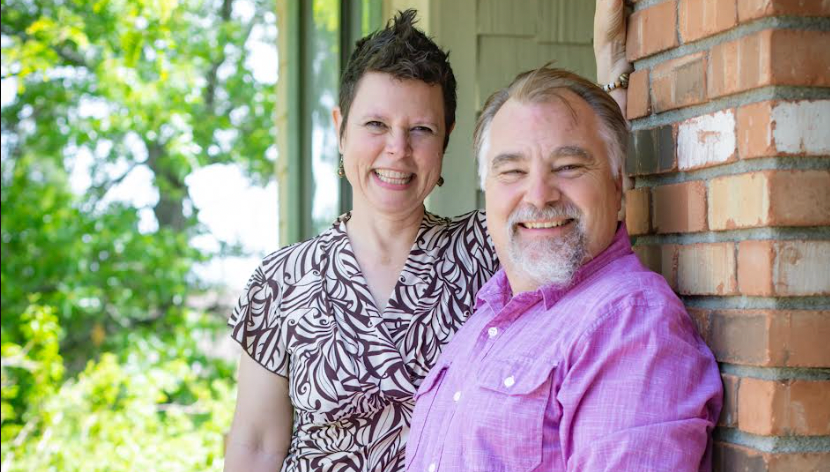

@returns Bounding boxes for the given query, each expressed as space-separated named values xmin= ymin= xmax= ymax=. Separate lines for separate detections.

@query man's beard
xmin=506 ymin=202 xmax=587 ymax=289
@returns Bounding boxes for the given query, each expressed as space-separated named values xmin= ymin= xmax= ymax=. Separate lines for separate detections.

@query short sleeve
xmin=228 ymin=261 xmax=289 ymax=377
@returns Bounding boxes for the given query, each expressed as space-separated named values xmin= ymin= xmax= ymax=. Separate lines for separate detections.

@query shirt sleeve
xmin=228 ymin=261 xmax=290 ymax=378
xmin=557 ymin=296 xmax=723 ymax=472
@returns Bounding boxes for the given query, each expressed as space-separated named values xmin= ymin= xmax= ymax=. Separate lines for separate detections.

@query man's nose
xmin=385 ymin=129 xmax=411 ymax=158
xmin=523 ymin=172 xmax=561 ymax=209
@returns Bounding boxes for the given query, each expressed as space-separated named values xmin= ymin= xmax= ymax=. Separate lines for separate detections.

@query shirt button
xmin=503 ymin=376 xmax=515 ymax=388
xmin=487 ymin=327 xmax=498 ymax=338
xmin=428 ymin=463 xmax=436 ymax=472
xmin=453 ymin=391 xmax=462 ymax=402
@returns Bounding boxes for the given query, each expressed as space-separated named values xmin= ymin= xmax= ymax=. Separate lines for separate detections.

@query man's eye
xmin=556 ymin=165 xmax=582 ymax=172
xmin=412 ymin=126 xmax=434 ymax=133
xmin=366 ymin=121 xmax=385 ymax=128
xmin=501 ymin=169 xmax=525 ymax=176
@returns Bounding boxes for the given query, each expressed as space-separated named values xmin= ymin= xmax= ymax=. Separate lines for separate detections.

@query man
xmin=405 ymin=67 xmax=722 ymax=472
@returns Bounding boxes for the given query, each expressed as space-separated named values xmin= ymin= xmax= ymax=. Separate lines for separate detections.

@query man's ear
xmin=332 ymin=107 xmax=344 ymax=153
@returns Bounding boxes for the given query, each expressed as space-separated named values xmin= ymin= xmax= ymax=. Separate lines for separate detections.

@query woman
xmin=225 ymin=4 xmax=630 ymax=471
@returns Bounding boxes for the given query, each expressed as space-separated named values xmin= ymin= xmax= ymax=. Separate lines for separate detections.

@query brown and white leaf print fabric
xmin=229 ymin=210 xmax=498 ymax=472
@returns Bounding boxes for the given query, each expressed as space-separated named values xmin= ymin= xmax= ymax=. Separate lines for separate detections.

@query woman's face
xmin=333 ymin=72 xmax=449 ymax=219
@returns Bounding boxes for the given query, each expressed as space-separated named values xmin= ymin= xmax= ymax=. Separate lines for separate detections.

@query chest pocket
xmin=406 ymin=360 xmax=451 ymax=470
xmin=465 ymin=356 xmax=557 ymax=472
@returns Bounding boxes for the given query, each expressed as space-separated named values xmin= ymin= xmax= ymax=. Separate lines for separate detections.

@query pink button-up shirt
xmin=406 ymin=224 xmax=722 ymax=472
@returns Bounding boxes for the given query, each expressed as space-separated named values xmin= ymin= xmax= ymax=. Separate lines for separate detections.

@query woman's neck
xmin=346 ymin=205 xmax=424 ymax=259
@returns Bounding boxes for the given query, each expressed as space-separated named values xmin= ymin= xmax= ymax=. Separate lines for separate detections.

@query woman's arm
xmin=594 ymin=0 xmax=632 ymax=114
xmin=224 ymin=354 xmax=293 ymax=472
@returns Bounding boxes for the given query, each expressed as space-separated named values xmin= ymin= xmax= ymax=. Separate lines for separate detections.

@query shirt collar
xmin=475 ymin=222 xmax=633 ymax=311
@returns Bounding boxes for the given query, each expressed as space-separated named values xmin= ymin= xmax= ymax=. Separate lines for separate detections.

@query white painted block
xmin=677 ymin=109 xmax=736 ymax=170
xmin=772 ymin=100 xmax=830 ymax=155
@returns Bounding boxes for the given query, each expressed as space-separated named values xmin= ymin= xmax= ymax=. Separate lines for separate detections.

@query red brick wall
xmin=624 ymin=0 xmax=830 ymax=469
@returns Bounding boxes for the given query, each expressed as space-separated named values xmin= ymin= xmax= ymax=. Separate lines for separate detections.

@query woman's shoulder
xmin=255 ymin=224 xmax=341 ymax=283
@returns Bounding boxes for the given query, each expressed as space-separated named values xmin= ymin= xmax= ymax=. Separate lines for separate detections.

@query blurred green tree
xmin=1 ymin=0 xmax=277 ymax=468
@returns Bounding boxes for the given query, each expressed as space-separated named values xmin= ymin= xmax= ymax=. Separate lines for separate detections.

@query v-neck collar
xmin=330 ymin=210 xmax=433 ymax=318
xmin=321 ymin=211 xmax=440 ymax=396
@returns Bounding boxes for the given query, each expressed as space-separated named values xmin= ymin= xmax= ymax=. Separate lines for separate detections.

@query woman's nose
xmin=385 ymin=129 xmax=411 ymax=157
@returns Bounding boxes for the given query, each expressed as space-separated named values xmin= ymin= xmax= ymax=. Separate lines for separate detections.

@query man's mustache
xmin=507 ymin=202 xmax=582 ymax=230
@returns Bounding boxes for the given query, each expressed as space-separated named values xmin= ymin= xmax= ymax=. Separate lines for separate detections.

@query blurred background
xmin=1 ymin=0 xmax=281 ymax=469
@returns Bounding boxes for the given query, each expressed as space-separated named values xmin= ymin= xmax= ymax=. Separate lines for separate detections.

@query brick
xmin=714 ymin=442 xmax=830 ymax=472
xmin=677 ymin=109 xmax=737 ymax=170
xmin=709 ymin=310 xmax=772 ymax=365
xmin=773 ymin=240 xmax=830 ymax=296
xmin=768 ymin=171 xmax=830 ymax=226
xmin=627 ymin=69 xmax=650 ymax=119
xmin=739 ymin=377 xmax=830 ymax=436
xmin=781 ymin=310 xmax=830 ymax=366
xmin=680 ymin=0 xmax=738 ymax=43
xmin=708 ymin=309 xmax=830 ymax=367
xmin=660 ymin=244 xmax=678 ymax=290
xmin=738 ymin=240 xmax=775 ymax=296
xmin=708 ymin=170 xmax=830 ymax=230
xmin=738 ymin=0 xmax=830 ymax=22
xmin=688 ymin=307 xmax=711 ymax=343
xmin=633 ymin=244 xmax=661 ymax=274
xmin=713 ymin=443 xmax=767 ymax=472
xmin=625 ymin=187 xmax=651 ymax=235
xmin=738 ymin=240 xmax=830 ymax=297
xmin=770 ymin=100 xmax=830 ymax=155
xmin=719 ymin=374 xmax=740 ymax=427
xmin=627 ymin=125 xmax=676 ymax=175
xmin=709 ymin=172 xmax=770 ymax=230
xmin=627 ymin=0 xmax=679 ymax=61
xmin=676 ymin=243 xmax=737 ymax=295
xmin=651 ymin=52 xmax=707 ymax=112
xmin=737 ymin=101 xmax=777 ymax=158
xmin=739 ymin=100 xmax=830 ymax=158
xmin=652 ymin=181 xmax=708 ymax=233
xmin=632 ymin=244 xmax=678 ymax=288
xmin=708 ymin=29 xmax=830 ymax=99
xmin=767 ymin=452 xmax=830 ymax=472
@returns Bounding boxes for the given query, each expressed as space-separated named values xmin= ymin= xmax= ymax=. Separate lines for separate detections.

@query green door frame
xmin=279 ymin=0 xmax=382 ymax=246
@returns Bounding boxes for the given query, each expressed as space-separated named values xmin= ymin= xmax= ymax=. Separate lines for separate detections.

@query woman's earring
xmin=338 ymin=156 xmax=345 ymax=178
xmin=437 ymin=176 xmax=444 ymax=187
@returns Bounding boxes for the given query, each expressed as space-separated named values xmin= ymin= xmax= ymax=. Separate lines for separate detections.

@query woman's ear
xmin=332 ymin=107 xmax=344 ymax=153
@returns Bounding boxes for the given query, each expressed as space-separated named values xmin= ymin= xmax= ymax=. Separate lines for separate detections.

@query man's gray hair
xmin=473 ymin=66 xmax=629 ymax=188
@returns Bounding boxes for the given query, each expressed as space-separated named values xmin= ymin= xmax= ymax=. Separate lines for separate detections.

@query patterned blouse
xmin=229 ymin=210 xmax=499 ymax=472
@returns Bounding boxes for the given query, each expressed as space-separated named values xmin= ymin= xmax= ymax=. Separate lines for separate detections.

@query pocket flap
xmin=414 ymin=360 xmax=451 ymax=400
xmin=476 ymin=357 xmax=556 ymax=395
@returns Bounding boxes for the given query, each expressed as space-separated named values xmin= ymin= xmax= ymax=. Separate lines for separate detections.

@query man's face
xmin=483 ymin=92 xmax=622 ymax=294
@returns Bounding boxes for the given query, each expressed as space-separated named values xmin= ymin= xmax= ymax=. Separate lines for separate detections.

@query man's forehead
xmin=487 ymin=94 xmax=599 ymax=155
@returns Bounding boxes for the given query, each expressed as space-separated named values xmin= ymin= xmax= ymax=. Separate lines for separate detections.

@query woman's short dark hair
xmin=338 ymin=9 xmax=457 ymax=150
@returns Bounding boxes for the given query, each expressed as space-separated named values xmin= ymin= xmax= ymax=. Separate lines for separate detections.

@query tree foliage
xmin=1 ymin=0 xmax=277 ymax=468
